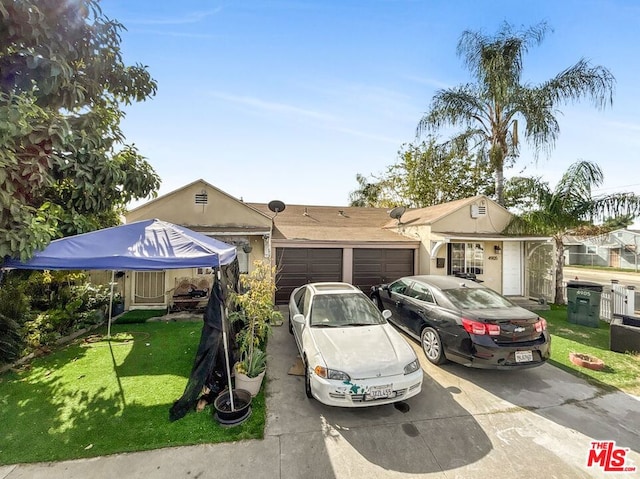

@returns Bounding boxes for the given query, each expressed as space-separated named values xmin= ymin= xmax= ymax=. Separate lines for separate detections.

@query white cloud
xmin=404 ymin=74 xmax=451 ymax=90
xmin=126 ymin=8 xmax=223 ymax=26
xmin=207 ymin=91 xmax=335 ymax=121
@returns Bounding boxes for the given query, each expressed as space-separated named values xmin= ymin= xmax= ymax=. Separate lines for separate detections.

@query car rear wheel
xmin=304 ymin=357 xmax=313 ymax=399
xmin=288 ymin=313 xmax=293 ymax=334
xmin=421 ymin=327 xmax=446 ymax=365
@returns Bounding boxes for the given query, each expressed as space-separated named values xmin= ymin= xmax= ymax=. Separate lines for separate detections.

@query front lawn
xmin=0 ymin=321 xmax=265 ymax=465
xmin=114 ymin=308 xmax=169 ymax=324
xmin=539 ymin=305 xmax=640 ymax=396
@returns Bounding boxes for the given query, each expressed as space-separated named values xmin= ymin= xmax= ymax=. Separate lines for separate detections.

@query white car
xmin=288 ymin=282 xmax=423 ymax=407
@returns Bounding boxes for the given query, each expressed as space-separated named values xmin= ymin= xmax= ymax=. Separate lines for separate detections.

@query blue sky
xmin=104 ymin=0 xmax=640 ymax=220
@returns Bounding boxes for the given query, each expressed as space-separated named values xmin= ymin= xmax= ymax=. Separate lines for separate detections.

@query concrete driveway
xmin=2 ymin=307 xmax=639 ymax=479
xmin=266 ymin=309 xmax=640 ymax=478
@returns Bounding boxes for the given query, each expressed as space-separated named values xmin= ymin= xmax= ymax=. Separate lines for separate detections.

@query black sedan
xmin=370 ymin=275 xmax=551 ymax=369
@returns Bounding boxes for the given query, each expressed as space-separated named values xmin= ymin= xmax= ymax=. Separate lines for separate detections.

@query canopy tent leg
xmin=218 ymin=268 xmax=235 ymax=411
xmin=107 ymin=270 xmax=115 ymax=339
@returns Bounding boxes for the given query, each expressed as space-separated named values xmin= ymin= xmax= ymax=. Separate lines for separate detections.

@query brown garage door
xmin=274 ymin=248 xmax=343 ymax=303
xmin=352 ymin=248 xmax=414 ymax=293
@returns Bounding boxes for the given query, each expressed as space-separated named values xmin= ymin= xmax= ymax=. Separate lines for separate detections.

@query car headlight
xmin=404 ymin=359 xmax=420 ymax=375
xmin=315 ymin=365 xmax=351 ymax=381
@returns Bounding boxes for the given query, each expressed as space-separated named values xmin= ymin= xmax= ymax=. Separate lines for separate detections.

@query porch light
xmin=494 ymin=245 xmax=501 ymax=254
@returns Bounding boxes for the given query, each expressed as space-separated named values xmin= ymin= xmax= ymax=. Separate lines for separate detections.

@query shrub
xmin=67 ymin=282 xmax=112 ymax=313
xmin=230 ymin=261 xmax=282 ymax=377
xmin=22 ymin=311 xmax=60 ymax=350
xmin=0 ymin=313 xmax=23 ymax=364
xmin=22 ymin=270 xmax=88 ymax=310
xmin=3 ymin=271 xmax=114 ymax=356
xmin=0 ymin=273 xmax=30 ymax=364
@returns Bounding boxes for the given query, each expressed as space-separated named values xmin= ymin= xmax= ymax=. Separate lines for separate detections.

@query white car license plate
xmin=366 ymin=384 xmax=393 ymax=400
xmin=515 ymin=350 xmax=533 ymax=363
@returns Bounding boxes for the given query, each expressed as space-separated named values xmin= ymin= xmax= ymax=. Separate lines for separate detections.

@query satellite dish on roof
xmin=268 ymin=200 xmax=286 ymax=218
xmin=389 ymin=206 xmax=406 ymax=223
xmin=268 ymin=200 xmax=285 ymax=213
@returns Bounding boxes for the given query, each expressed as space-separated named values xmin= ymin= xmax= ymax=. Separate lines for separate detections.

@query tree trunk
xmin=494 ymin=165 xmax=504 ymax=206
xmin=554 ymin=236 xmax=565 ymax=305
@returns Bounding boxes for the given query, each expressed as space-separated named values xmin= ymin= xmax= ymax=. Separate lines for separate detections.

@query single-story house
xmin=118 ymin=179 xmax=552 ymax=308
xmin=565 ymin=229 xmax=640 ymax=270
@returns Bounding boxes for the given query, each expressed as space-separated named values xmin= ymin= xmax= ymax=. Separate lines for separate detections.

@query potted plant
xmin=234 ymin=348 xmax=267 ymax=396
xmin=230 ymin=261 xmax=282 ymax=396
xmin=111 ymin=292 xmax=125 ymax=317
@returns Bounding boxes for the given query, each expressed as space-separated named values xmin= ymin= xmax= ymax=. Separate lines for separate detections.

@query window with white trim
xmin=450 ymin=242 xmax=484 ymax=275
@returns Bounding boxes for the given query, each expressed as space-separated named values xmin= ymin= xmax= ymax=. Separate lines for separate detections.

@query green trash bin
xmin=566 ymin=280 xmax=603 ymax=328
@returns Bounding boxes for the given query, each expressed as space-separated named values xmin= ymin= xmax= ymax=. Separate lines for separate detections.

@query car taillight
xmin=534 ymin=318 xmax=547 ymax=332
xmin=462 ymin=318 xmax=500 ymax=336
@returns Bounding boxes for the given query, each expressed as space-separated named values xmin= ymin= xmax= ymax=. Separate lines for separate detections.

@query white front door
xmin=502 ymin=242 xmax=522 ymax=296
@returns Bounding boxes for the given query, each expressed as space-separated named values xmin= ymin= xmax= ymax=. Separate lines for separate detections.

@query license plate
xmin=515 ymin=350 xmax=533 ymax=363
xmin=366 ymin=384 xmax=393 ymax=400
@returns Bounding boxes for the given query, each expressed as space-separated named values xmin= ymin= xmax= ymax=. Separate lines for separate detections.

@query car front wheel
xmin=304 ymin=357 xmax=313 ymax=399
xmin=421 ymin=327 xmax=446 ymax=365
xmin=288 ymin=313 xmax=293 ymax=334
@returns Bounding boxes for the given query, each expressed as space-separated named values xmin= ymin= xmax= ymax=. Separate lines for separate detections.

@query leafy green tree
xmin=383 ymin=140 xmax=493 ymax=208
xmin=0 ymin=0 xmax=160 ymax=261
xmin=503 ymin=175 xmax=549 ymax=212
xmin=350 ymin=139 xmax=493 ymax=209
xmin=349 ymin=173 xmax=390 ymax=207
xmin=417 ymin=21 xmax=615 ymax=206
xmin=504 ymin=160 xmax=640 ymax=304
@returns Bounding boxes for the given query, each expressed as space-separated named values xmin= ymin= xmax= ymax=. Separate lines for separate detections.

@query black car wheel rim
xmin=422 ymin=330 xmax=440 ymax=360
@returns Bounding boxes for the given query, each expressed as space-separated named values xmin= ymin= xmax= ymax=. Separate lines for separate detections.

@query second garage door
xmin=352 ymin=248 xmax=414 ymax=293
xmin=274 ymin=248 xmax=343 ymax=303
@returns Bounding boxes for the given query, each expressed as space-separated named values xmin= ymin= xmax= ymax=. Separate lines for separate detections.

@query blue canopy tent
xmin=2 ymin=218 xmax=237 ymax=271
xmin=2 ymin=218 xmax=237 ymax=333
xmin=2 ymin=219 xmax=241 ymax=408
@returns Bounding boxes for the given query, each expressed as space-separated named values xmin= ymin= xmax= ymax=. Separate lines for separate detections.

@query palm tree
xmin=349 ymin=173 xmax=384 ymax=207
xmin=504 ymin=160 xmax=640 ymax=304
xmin=418 ymin=21 xmax=615 ymax=205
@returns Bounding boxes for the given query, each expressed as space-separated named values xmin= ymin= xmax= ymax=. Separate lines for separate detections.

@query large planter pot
xmin=234 ymin=365 xmax=265 ymax=397
xmin=213 ymin=389 xmax=252 ymax=426
xmin=111 ymin=302 xmax=125 ymax=317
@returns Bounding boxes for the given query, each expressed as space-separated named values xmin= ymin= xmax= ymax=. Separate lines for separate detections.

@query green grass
xmin=539 ymin=305 xmax=640 ymax=396
xmin=114 ymin=308 xmax=168 ymax=324
xmin=566 ymin=264 xmax=639 ymax=273
xmin=0 ymin=321 xmax=265 ymax=465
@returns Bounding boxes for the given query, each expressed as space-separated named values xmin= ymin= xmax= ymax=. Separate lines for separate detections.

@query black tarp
xmin=169 ymin=259 xmax=241 ymax=421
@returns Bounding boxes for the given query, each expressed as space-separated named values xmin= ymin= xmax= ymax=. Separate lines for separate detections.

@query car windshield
xmin=443 ymin=287 xmax=514 ymax=310
xmin=310 ymin=293 xmax=385 ymax=327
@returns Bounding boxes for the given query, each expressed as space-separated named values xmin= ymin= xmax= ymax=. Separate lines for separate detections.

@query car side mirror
xmin=292 ymin=313 xmax=305 ymax=325
xmin=382 ymin=309 xmax=392 ymax=320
